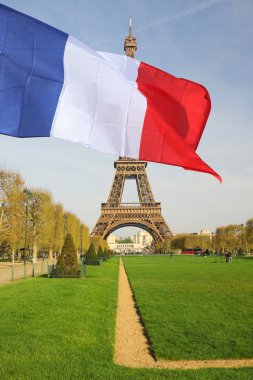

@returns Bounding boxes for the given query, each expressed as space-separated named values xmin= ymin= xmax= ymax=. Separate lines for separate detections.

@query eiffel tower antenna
xmin=129 ymin=16 xmax=132 ymax=35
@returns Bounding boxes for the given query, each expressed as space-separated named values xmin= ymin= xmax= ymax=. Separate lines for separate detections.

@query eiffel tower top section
xmin=124 ymin=16 xmax=137 ymax=58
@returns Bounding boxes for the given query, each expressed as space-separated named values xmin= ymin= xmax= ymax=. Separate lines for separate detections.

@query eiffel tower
xmin=91 ymin=18 xmax=173 ymax=244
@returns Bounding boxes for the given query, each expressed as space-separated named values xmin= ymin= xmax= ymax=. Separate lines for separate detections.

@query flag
xmin=0 ymin=5 xmax=221 ymax=182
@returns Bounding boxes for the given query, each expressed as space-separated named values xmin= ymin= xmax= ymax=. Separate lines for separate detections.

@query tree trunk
xmin=17 ymin=249 xmax=22 ymax=260
xmin=33 ymin=243 xmax=37 ymax=262
xmin=12 ymin=248 xmax=15 ymax=266
xmin=48 ymin=247 xmax=53 ymax=260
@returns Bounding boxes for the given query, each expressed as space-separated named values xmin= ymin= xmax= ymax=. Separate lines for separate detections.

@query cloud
xmin=135 ymin=0 xmax=230 ymax=31
xmin=93 ymin=0 xmax=231 ymax=47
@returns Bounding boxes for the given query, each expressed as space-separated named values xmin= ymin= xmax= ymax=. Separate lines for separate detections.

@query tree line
xmin=171 ymin=219 xmax=253 ymax=254
xmin=0 ymin=168 xmax=107 ymax=260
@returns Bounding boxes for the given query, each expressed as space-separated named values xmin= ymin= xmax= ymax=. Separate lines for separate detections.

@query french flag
xmin=0 ymin=5 xmax=221 ymax=182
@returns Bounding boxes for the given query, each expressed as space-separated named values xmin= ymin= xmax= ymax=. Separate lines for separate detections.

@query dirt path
xmin=114 ymin=258 xmax=253 ymax=370
xmin=114 ymin=258 xmax=155 ymax=368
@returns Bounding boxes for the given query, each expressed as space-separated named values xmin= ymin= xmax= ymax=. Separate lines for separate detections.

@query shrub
xmin=97 ymin=246 xmax=104 ymax=258
xmin=86 ymin=243 xmax=97 ymax=260
xmin=53 ymin=234 xmax=80 ymax=277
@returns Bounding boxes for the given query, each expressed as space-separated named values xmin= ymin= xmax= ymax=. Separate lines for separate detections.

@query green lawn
xmin=0 ymin=256 xmax=252 ymax=379
xmin=124 ymin=255 xmax=253 ymax=361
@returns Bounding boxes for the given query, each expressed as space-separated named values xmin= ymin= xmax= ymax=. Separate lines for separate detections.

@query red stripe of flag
xmin=137 ymin=62 xmax=221 ymax=182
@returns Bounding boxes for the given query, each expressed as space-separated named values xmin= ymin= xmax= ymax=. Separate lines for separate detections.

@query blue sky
xmin=0 ymin=0 xmax=252 ymax=235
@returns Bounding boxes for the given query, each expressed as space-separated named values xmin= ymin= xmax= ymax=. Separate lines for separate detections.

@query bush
xmin=108 ymin=249 xmax=113 ymax=257
xmin=97 ymin=246 xmax=104 ymax=258
xmin=53 ymin=234 xmax=80 ymax=277
xmin=86 ymin=243 xmax=97 ymax=260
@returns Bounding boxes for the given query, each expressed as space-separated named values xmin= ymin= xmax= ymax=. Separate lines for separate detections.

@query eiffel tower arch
xmin=91 ymin=157 xmax=173 ymax=243
xmin=91 ymin=19 xmax=173 ymax=243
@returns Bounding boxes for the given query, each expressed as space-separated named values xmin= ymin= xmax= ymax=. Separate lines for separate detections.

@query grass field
xmin=124 ymin=255 xmax=253 ymax=362
xmin=0 ymin=256 xmax=252 ymax=379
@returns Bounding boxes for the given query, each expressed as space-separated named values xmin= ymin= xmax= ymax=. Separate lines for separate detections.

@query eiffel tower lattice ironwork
xmin=91 ymin=157 xmax=173 ymax=243
xmin=91 ymin=18 xmax=173 ymax=243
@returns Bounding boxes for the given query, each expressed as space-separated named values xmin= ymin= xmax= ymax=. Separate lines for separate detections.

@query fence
xmin=0 ymin=260 xmax=56 ymax=285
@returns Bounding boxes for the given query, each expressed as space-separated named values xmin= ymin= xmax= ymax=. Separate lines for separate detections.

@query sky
xmin=0 ymin=0 xmax=252 ymax=236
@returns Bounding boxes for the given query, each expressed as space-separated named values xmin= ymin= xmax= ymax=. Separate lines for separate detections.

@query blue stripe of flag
xmin=0 ymin=5 xmax=68 ymax=137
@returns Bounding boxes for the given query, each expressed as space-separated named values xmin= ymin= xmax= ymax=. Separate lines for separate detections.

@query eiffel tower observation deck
xmin=91 ymin=18 xmax=173 ymax=243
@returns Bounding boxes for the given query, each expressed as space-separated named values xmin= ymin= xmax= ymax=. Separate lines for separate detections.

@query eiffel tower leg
xmin=136 ymin=173 xmax=155 ymax=203
xmin=107 ymin=172 xmax=125 ymax=206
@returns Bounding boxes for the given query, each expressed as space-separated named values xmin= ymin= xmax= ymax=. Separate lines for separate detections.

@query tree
xmin=52 ymin=204 xmax=64 ymax=254
xmin=0 ymin=171 xmax=24 ymax=252
xmin=54 ymin=234 xmax=80 ymax=277
xmin=104 ymin=247 xmax=109 ymax=257
xmin=171 ymin=234 xmax=211 ymax=251
xmin=245 ymin=218 xmax=253 ymax=252
xmin=80 ymin=223 xmax=90 ymax=253
xmin=116 ymin=237 xmax=133 ymax=243
xmin=97 ymin=246 xmax=104 ymax=258
xmin=162 ymin=237 xmax=171 ymax=253
xmin=0 ymin=168 xmax=90 ymax=261
xmin=215 ymin=225 xmax=242 ymax=253
xmin=86 ymin=243 xmax=97 ymax=260
xmin=28 ymin=190 xmax=55 ymax=256
xmin=64 ymin=212 xmax=80 ymax=251
xmin=0 ymin=170 xmax=26 ymax=262
xmin=90 ymin=235 xmax=108 ymax=253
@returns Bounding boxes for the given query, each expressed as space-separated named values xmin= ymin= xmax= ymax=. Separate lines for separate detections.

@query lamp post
xmin=23 ymin=188 xmax=32 ymax=266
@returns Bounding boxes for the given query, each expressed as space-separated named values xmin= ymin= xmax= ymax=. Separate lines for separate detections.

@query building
xmin=107 ymin=230 xmax=153 ymax=254
xmin=131 ymin=230 xmax=153 ymax=245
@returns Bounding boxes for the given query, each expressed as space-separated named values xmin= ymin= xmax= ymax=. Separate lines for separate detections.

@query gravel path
xmin=114 ymin=258 xmax=155 ymax=368
xmin=114 ymin=258 xmax=253 ymax=370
